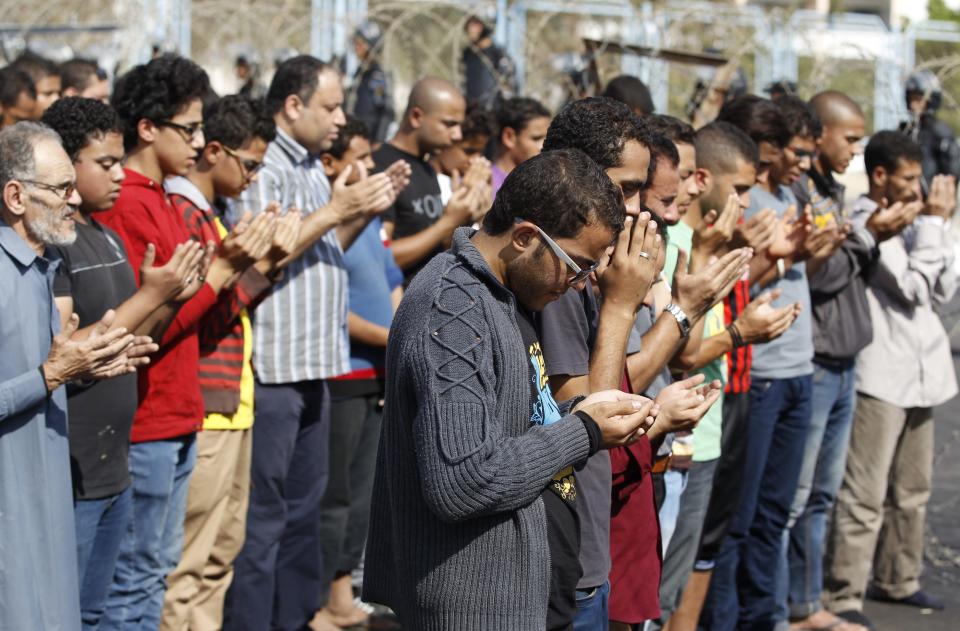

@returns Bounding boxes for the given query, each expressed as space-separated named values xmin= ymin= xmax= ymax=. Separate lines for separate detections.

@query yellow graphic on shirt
xmin=552 ymin=466 xmax=577 ymax=502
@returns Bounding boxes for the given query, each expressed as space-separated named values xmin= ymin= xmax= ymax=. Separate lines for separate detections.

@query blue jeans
xmin=659 ymin=470 xmax=689 ymax=555
xmin=775 ymin=363 xmax=856 ymax=622
xmin=75 ymin=486 xmax=133 ymax=631
xmin=699 ymin=376 xmax=812 ymax=631
xmin=101 ymin=435 xmax=197 ymax=631
xmin=573 ymin=580 xmax=610 ymax=631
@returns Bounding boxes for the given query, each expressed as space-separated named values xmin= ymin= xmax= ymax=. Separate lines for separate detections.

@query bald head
xmin=809 ymin=91 xmax=864 ymax=128
xmin=405 ymin=77 xmax=464 ymax=117
xmin=398 ymin=77 xmax=466 ymax=156
xmin=809 ymin=91 xmax=866 ymax=175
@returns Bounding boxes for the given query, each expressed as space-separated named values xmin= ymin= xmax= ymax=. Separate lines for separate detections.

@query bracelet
xmin=727 ymin=322 xmax=747 ymax=349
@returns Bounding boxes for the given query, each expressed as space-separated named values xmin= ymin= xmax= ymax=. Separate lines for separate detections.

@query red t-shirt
xmin=98 ymin=169 xmax=217 ymax=442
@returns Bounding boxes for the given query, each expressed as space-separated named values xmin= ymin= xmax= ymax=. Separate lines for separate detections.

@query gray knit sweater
xmin=363 ymin=228 xmax=593 ymax=630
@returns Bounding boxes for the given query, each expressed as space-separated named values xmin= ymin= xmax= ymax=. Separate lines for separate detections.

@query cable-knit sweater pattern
xmin=363 ymin=228 xmax=591 ymax=630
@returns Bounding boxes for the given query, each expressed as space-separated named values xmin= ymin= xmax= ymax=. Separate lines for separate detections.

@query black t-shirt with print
xmin=52 ymin=218 xmax=139 ymax=500
xmin=514 ymin=303 xmax=581 ymax=631
xmin=373 ymin=142 xmax=445 ymax=282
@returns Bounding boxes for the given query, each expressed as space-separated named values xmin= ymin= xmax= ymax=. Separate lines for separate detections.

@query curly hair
xmin=41 ymin=97 xmax=122 ymax=160
xmin=203 ymin=95 xmax=276 ymax=150
xmin=543 ymin=97 xmax=651 ymax=170
xmin=111 ymin=54 xmax=211 ymax=151
xmin=482 ymin=148 xmax=625 ymax=238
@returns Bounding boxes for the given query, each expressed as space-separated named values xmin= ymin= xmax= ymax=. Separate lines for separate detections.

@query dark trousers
xmin=224 ymin=380 xmax=330 ymax=631
xmin=700 ymin=376 xmax=812 ymax=631
xmin=319 ymin=389 xmax=383 ymax=592
xmin=697 ymin=391 xmax=751 ymax=565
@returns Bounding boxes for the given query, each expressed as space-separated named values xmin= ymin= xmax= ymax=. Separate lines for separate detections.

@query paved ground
xmin=356 ymin=303 xmax=960 ymax=631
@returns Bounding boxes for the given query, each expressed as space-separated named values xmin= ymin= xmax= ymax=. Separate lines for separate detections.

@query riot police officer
xmin=900 ymin=69 xmax=960 ymax=189
xmin=350 ymin=21 xmax=394 ymax=144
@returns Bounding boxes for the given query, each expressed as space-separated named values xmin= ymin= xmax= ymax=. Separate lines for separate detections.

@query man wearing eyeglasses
xmin=95 ymin=55 xmax=267 ymax=630
xmin=161 ymin=94 xmax=308 ymax=631
xmin=364 ymin=148 xmax=662 ymax=631
xmin=0 ymin=121 xmax=154 ymax=631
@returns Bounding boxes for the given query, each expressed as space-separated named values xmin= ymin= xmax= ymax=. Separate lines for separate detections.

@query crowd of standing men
xmin=0 ymin=14 xmax=956 ymax=631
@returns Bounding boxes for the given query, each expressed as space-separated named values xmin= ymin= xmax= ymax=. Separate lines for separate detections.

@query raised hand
xmin=574 ymin=394 xmax=659 ymax=449
xmin=732 ymin=207 xmax=777 ymax=252
xmin=867 ymin=199 xmax=924 ymax=241
xmin=767 ymin=205 xmax=812 ymax=260
xmin=260 ymin=207 xmax=303 ymax=271
xmin=731 ymin=288 xmax=800 ymax=345
xmin=672 ymin=247 xmax=752 ymax=320
xmin=595 ymin=213 xmax=662 ymax=317
xmin=175 ymin=241 xmax=216 ymax=302
xmin=384 ymin=159 xmax=412 ymax=198
xmin=649 ymin=374 xmax=723 ymax=438
xmin=42 ymin=310 xmax=139 ymax=389
xmin=693 ymin=193 xmax=743 ymax=265
xmin=219 ymin=210 xmax=277 ymax=271
xmin=925 ymin=174 xmax=956 ymax=218
xmin=139 ymin=240 xmax=206 ymax=302
xmin=330 ymin=162 xmax=396 ymax=223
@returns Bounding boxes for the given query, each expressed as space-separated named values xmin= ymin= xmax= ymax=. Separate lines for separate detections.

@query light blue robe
xmin=0 ymin=220 xmax=80 ymax=630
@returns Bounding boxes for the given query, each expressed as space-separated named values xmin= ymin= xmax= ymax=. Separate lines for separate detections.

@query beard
xmin=26 ymin=198 xmax=77 ymax=247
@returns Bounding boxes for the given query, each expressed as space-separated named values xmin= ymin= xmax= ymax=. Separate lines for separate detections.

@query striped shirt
xmin=237 ymin=128 xmax=349 ymax=383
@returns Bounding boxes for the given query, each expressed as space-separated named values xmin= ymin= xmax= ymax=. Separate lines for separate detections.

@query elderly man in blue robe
xmin=0 ymin=121 xmax=156 ymax=630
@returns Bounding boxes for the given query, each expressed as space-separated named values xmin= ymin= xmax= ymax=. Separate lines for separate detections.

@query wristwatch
xmin=664 ymin=303 xmax=692 ymax=338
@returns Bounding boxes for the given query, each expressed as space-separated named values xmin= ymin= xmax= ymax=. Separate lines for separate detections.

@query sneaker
xmin=866 ymin=585 xmax=945 ymax=610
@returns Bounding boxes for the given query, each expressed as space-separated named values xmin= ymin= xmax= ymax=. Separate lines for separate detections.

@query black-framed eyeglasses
xmin=222 ymin=145 xmax=264 ymax=178
xmin=518 ymin=219 xmax=599 ymax=285
xmin=20 ymin=179 xmax=76 ymax=201
xmin=158 ymin=119 xmax=204 ymax=140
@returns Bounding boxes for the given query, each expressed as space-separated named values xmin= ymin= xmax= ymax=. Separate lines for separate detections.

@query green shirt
xmin=664 ymin=221 xmax=726 ymax=462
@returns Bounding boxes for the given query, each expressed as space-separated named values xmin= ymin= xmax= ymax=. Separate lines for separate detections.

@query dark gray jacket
xmin=363 ymin=228 xmax=592 ymax=630
xmin=795 ymin=171 xmax=880 ymax=362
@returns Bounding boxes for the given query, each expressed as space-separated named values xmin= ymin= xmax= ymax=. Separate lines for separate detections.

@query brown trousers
xmin=824 ymin=393 xmax=933 ymax=613
xmin=160 ymin=428 xmax=252 ymax=631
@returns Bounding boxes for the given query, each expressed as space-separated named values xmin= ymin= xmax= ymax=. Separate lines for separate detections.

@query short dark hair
xmin=777 ymin=95 xmax=821 ymax=139
xmin=646 ymin=130 xmax=680 ymax=177
xmin=695 ymin=121 xmax=758 ymax=174
xmin=265 ymin=55 xmax=330 ymax=115
xmin=543 ymin=96 xmax=651 ymax=170
xmin=11 ymin=51 xmax=59 ymax=83
xmin=111 ymin=54 xmax=211 ymax=151
xmin=463 ymin=105 xmax=496 ymax=141
xmin=59 ymin=58 xmax=107 ymax=93
xmin=324 ymin=115 xmax=369 ymax=160
xmin=203 ymin=95 xmax=276 ymax=150
xmin=644 ymin=114 xmax=696 ymax=146
xmin=496 ymin=96 xmax=550 ymax=139
xmin=864 ymin=131 xmax=923 ymax=177
xmin=0 ymin=67 xmax=36 ymax=106
xmin=483 ymin=148 xmax=625 ymax=238
xmin=41 ymin=97 xmax=122 ymax=160
xmin=602 ymin=75 xmax=654 ymax=116
xmin=717 ymin=95 xmax=791 ymax=149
